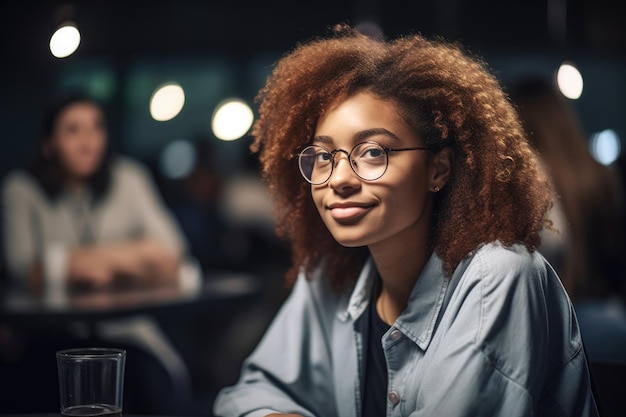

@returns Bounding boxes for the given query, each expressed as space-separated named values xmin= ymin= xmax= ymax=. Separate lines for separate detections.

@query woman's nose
xmin=328 ymin=155 xmax=361 ymax=193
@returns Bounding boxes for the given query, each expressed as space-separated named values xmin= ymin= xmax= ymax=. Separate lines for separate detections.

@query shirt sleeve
xmin=1 ymin=172 xmax=44 ymax=285
xmin=410 ymin=246 xmax=598 ymax=417
xmin=213 ymin=273 xmax=338 ymax=417
xmin=1 ymin=172 xmax=72 ymax=293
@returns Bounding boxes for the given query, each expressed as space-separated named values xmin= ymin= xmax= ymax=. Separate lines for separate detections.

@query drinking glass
xmin=56 ymin=348 xmax=126 ymax=417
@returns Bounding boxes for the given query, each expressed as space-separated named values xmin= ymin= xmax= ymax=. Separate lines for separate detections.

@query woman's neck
xmin=64 ymin=176 xmax=88 ymax=194
xmin=369 ymin=221 xmax=432 ymax=325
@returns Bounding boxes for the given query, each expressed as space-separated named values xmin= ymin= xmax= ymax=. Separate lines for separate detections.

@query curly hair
xmin=251 ymin=25 xmax=553 ymax=290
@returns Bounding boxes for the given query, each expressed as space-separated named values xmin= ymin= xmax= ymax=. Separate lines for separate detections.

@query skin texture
xmin=29 ymin=101 xmax=181 ymax=292
xmin=312 ymin=91 xmax=451 ymax=323
xmin=312 ymin=92 xmax=435 ymax=249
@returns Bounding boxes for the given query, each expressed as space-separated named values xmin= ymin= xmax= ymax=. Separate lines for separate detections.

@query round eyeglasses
xmin=297 ymin=141 xmax=430 ymax=185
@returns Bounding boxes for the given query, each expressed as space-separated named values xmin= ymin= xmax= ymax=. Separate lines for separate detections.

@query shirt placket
xmin=383 ymin=327 xmax=409 ymax=417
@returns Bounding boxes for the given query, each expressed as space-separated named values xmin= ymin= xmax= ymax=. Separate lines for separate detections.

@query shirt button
xmin=388 ymin=390 xmax=400 ymax=405
xmin=389 ymin=329 xmax=403 ymax=341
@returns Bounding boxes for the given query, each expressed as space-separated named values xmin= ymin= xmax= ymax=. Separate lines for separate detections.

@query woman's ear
xmin=429 ymin=147 xmax=453 ymax=192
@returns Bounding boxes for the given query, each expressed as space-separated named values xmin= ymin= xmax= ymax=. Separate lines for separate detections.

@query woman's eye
xmin=62 ymin=124 xmax=80 ymax=136
xmin=363 ymin=148 xmax=384 ymax=158
xmin=316 ymin=152 xmax=332 ymax=162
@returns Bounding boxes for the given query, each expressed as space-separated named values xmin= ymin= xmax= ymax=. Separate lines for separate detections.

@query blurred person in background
xmin=1 ymin=91 xmax=191 ymax=294
xmin=0 ymin=91 xmax=199 ymax=413
xmin=511 ymin=77 xmax=626 ymax=363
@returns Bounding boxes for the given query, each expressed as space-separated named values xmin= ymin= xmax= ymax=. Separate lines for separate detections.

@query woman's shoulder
xmin=110 ymin=155 xmax=151 ymax=178
xmin=457 ymin=241 xmax=551 ymax=293
xmin=474 ymin=242 xmax=546 ymax=272
xmin=1 ymin=169 xmax=44 ymax=199
xmin=108 ymin=156 xmax=159 ymax=192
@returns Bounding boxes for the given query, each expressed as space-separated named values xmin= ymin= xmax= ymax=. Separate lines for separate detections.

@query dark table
xmin=0 ymin=271 xmax=261 ymax=323
xmin=0 ymin=271 xmax=262 ymax=415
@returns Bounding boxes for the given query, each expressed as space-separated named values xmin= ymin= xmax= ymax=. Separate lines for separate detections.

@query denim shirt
xmin=214 ymin=242 xmax=599 ymax=417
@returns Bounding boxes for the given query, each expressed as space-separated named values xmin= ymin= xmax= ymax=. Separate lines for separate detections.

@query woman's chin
xmin=69 ymin=166 xmax=100 ymax=179
xmin=331 ymin=233 xmax=372 ymax=249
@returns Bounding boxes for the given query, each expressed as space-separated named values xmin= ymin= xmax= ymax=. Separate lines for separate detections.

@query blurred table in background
xmin=0 ymin=272 xmax=263 ymax=415
xmin=1 ymin=271 xmax=261 ymax=323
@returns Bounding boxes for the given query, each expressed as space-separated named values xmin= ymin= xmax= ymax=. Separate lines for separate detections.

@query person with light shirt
xmin=213 ymin=25 xmax=599 ymax=417
xmin=1 ymin=92 xmax=196 ymax=295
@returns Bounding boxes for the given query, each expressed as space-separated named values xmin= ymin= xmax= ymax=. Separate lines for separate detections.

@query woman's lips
xmin=329 ymin=205 xmax=374 ymax=222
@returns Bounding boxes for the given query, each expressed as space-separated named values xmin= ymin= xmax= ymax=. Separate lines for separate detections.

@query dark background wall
xmin=0 ymin=0 xmax=624 ymax=272
xmin=1 ymin=0 xmax=624 ymax=174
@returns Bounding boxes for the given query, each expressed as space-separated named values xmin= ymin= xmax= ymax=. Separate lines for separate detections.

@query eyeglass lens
xmin=298 ymin=142 xmax=389 ymax=184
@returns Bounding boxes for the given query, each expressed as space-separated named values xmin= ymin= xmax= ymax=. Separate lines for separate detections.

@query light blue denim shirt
xmin=214 ymin=242 xmax=599 ymax=417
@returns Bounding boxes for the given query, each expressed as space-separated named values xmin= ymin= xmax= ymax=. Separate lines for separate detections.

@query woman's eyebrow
xmin=354 ymin=128 xmax=401 ymax=142
xmin=312 ymin=135 xmax=333 ymax=144
xmin=313 ymin=128 xmax=401 ymax=145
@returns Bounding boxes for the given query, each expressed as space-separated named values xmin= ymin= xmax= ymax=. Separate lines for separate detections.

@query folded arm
xmin=66 ymin=238 xmax=182 ymax=289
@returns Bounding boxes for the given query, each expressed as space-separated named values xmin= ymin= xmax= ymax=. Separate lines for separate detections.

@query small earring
xmin=433 ymin=186 xmax=440 ymax=193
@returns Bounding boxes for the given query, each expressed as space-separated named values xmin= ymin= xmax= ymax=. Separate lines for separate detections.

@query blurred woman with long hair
xmin=2 ymin=91 xmax=189 ymax=294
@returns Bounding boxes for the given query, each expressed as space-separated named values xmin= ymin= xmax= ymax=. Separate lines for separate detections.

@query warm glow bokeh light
xmin=150 ymin=83 xmax=185 ymax=121
xmin=49 ymin=24 xmax=81 ymax=58
xmin=556 ymin=63 xmax=584 ymax=100
xmin=211 ymin=99 xmax=254 ymax=141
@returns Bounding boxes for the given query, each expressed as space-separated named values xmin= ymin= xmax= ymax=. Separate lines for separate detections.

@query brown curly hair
xmin=251 ymin=25 xmax=553 ymax=290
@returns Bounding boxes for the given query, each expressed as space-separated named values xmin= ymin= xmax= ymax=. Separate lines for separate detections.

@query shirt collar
xmin=337 ymin=257 xmax=376 ymax=323
xmin=338 ymin=253 xmax=449 ymax=351
xmin=394 ymin=254 xmax=449 ymax=350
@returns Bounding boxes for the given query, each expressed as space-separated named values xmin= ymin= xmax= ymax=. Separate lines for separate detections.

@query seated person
xmin=213 ymin=25 xmax=599 ymax=417
xmin=1 ymin=91 xmax=194 ymax=295
xmin=0 ymin=91 xmax=201 ymax=414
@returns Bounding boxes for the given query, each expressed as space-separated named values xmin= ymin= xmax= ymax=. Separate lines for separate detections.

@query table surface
xmin=0 ymin=271 xmax=262 ymax=323
xmin=0 ymin=273 xmax=261 ymax=417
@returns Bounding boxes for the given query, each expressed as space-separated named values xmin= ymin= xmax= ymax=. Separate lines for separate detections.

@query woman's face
xmin=311 ymin=91 xmax=449 ymax=251
xmin=47 ymin=102 xmax=107 ymax=179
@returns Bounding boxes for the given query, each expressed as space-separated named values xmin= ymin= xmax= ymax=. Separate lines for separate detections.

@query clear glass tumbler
xmin=56 ymin=348 xmax=126 ymax=417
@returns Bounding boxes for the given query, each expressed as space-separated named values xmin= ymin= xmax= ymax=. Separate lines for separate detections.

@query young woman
xmin=1 ymin=92 xmax=190 ymax=294
xmin=213 ymin=26 xmax=599 ymax=417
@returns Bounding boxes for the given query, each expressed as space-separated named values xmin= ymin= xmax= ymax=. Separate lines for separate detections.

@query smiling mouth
xmin=328 ymin=205 xmax=375 ymax=222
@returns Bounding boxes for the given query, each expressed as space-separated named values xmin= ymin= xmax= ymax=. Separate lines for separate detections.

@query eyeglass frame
xmin=296 ymin=141 xmax=431 ymax=185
